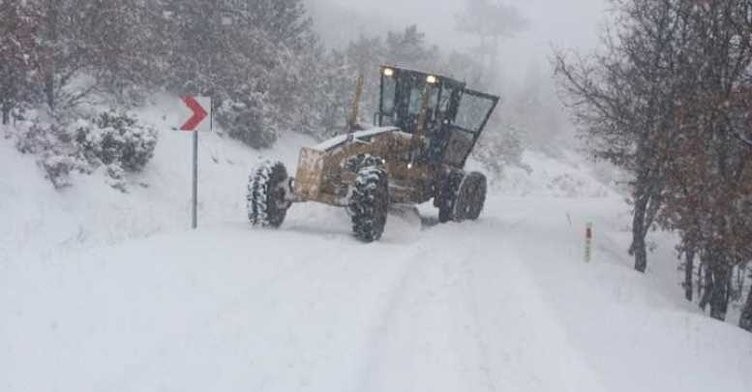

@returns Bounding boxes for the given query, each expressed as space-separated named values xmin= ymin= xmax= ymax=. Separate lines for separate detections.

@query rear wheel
xmin=453 ymin=172 xmax=487 ymax=221
xmin=247 ymin=160 xmax=291 ymax=228
xmin=348 ymin=163 xmax=389 ymax=243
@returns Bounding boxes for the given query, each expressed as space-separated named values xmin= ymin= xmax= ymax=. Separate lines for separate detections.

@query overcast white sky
xmin=306 ymin=0 xmax=608 ymax=80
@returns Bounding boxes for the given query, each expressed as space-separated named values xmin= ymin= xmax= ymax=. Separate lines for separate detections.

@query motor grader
xmin=247 ymin=65 xmax=500 ymax=242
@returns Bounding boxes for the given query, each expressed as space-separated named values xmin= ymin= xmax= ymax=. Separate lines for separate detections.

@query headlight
xmin=383 ymin=68 xmax=394 ymax=77
xmin=426 ymin=75 xmax=438 ymax=84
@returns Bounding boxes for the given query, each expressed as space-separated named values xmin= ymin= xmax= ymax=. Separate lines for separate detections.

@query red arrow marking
xmin=180 ymin=96 xmax=208 ymax=131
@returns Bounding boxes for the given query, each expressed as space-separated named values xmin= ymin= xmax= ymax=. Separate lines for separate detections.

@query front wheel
xmin=436 ymin=171 xmax=464 ymax=223
xmin=247 ymin=160 xmax=291 ymax=228
xmin=348 ymin=164 xmax=389 ymax=242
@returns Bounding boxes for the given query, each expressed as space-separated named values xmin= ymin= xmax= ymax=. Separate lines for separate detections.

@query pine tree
xmin=83 ymin=0 xmax=153 ymax=103
xmin=385 ymin=25 xmax=437 ymax=69
xmin=455 ymin=0 xmax=527 ymax=84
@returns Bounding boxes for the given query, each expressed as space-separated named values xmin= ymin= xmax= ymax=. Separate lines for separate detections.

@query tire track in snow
xmin=354 ymin=230 xmax=498 ymax=392
xmin=97 ymin=227 xmax=426 ymax=392
xmin=464 ymin=216 xmax=608 ymax=392
xmin=457 ymin=247 xmax=498 ymax=392
xmin=354 ymin=245 xmax=433 ymax=391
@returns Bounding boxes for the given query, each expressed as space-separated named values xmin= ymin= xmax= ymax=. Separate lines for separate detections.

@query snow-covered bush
xmin=73 ymin=110 xmax=158 ymax=172
xmin=104 ymin=164 xmax=127 ymax=193
xmin=13 ymin=110 xmax=157 ymax=190
xmin=216 ymin=95 xmax=277 ymax=149
xmin=473 ymin=126 xmax=529 ymax=181
xmin=39 ymin=154 xmax=81 ymax=189
xmin=15 ymin=121 xmax=66 ymax=155
xmin=13 ymin=120 xmax=86 ymax=188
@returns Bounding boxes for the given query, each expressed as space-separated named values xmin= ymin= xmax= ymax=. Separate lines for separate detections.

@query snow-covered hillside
xmin=0 ymin=95 xmax=311 ymax=262
xmin=2 ymin=97 xmax=751 ymax=391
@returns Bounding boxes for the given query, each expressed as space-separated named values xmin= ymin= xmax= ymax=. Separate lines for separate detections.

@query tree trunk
xmin=684 ymin=249 xmax=695 ymax=301
xmin=45 ymin=0 xmax=58 ymax=111
xmin=1 ymin=105 xmax=9 ymax=125
xmin=740 ymin=280 xmax=752 ymax=332
xmin=699 ymin=261 xmax=712 ymax=311
xmin=45 ymin=76 xmax=55 ymax=111
xmin=708 ymin=254 xmax=731 ymax=321
xmin=630 ymin=194 xmax=649 ymax=273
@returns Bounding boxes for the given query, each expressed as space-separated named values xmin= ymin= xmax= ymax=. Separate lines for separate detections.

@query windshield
xmin=407 ymin=85 xmax=439 ymax=115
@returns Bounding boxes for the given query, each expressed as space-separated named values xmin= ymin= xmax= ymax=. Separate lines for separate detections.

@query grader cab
xmin=375 ymin=66 xmax=498 ymax=168
xmin=246 ymin=65 xmax=500 ymax=242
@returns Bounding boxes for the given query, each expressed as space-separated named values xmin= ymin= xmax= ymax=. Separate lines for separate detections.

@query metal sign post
xmin=179 ymin=96 xmax=211 ymax=229
xmin=192 ymin=130 xmax=198 ymax=229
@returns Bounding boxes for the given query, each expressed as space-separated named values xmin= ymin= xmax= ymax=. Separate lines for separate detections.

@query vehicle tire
xmin=453 ymin=172 xmax=487 ymax=222
xmin=247 ymin=160 xmax=291 ymax=228
xmin=348 ymin=164 xmax=389 ymax=243
xmin=343 ymin=153 xmax=384 ymax=173
xmin=436 ymin=171 xmax=463 ymax=223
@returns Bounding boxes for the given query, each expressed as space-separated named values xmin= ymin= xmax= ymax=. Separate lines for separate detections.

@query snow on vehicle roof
xmin=312 ymin=127 xmax=401 ymax=151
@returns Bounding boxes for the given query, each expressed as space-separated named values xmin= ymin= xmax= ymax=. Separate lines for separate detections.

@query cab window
xmin=381 ymin=75 xmax=397 ymax=114
xmin=455 ymin=91 xmax=496 ymax=133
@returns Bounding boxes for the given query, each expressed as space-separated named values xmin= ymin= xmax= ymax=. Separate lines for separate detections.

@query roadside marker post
xmin=585 ymin=222 xmax=593 ymax=263
xmin=178 ymin=96 xmax=212 ymax=229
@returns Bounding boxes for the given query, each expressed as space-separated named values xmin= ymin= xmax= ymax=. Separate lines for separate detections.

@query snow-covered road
xmin=4 ymin=194 xmax=751 ymax=392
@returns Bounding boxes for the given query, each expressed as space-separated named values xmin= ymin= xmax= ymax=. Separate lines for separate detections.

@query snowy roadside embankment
xmin=1 ymin=95 xmax=314 ymax=264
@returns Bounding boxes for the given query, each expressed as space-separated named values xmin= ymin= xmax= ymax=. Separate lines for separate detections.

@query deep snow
xmin=2 ymin=95 xmax=751 ymax=391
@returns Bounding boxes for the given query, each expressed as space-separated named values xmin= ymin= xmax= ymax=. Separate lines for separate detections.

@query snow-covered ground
xmin=2 ymin=97 xmax=751 ymax=391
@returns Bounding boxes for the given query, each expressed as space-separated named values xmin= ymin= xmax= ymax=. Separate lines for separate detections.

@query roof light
xmin=426 ymin=75 xmax=438 ymax=84
xmin=383 ymin=68 xmax=394 ymax=77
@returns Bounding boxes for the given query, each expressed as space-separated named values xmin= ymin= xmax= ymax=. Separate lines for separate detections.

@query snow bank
xmin=488 ymin=149 xmax=617 ymax=199
xmin=486 ymin=196 xmax=752 ymax=392
xmin=1 ymin=94 xmax=315 ymax=263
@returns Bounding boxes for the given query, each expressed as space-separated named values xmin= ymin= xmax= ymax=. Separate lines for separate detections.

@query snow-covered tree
xmin=455 ymin=0 xmax=527 ymax=84
xmin=0 ymin=0 xmax=41 ymax=124
xmin=556 ymin=0 xmax=692 ymax=274
xmin=455 ymin=0 xmax=528 ymax=39
xmin=81 ymin=0 xmax=154 ymax=103
xmin=657 ymin=1 xmax=752 ymax=322
xmin=557 ymin=0 xmax=752 ymax=324
xmin=385 ymin=25 xmax=438 ymax=69
xmin=153 ymin=0 xmax=319 ymax=148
